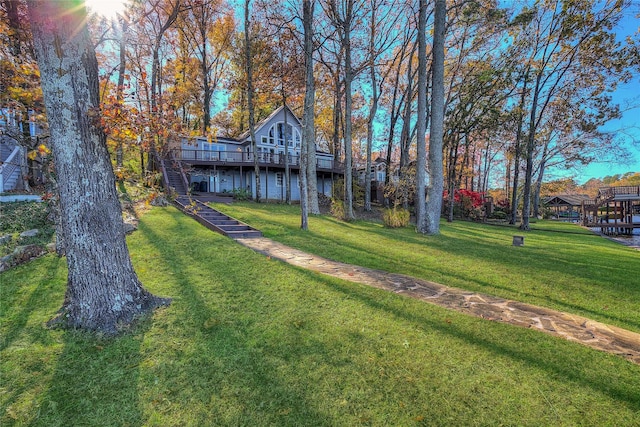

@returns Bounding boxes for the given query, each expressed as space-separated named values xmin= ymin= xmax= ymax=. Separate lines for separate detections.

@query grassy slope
xmin=0 ymin=202 xmax=55 ymax=257
xmin=1 ymin=206 xmax=639 ymax=426
xmin=215 ymin=202 xmax=640 ymax=334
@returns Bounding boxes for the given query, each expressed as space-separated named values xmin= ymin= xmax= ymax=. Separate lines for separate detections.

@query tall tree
xmin=178 ymin=0 xmax=233 ymax=132
xmin=325 ymin=0 xmax=362 ymax=220
xmin=415 ymin=0 xmax=427 ymax=232
xmin=363 ymin=0 xmax=401 ymax=211
xmin=300 ymin=0 xmax=314 ymax=229
xmin=244 ymin=0 xmax=261 ymax=201
xmin=424 ymin=0 xmax=445 ymax=234
xmin=114 ymin=15 xmax=129 ymax=169
xmin=515 ymin=0 xmax=630 ymax=230
xmin=27 ymin=0 xmax=169 ymax=333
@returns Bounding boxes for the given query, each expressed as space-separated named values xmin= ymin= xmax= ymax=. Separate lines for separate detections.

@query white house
xmin=172 ymin=105 xmax=342 ymax=201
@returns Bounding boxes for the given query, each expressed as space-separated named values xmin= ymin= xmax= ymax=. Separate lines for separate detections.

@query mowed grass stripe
xmin=0 ymin=206 xmax=638 ymax=426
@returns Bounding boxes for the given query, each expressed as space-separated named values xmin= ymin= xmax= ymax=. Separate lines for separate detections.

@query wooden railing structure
xmin=0 ymin=137 xmax=23 ymax=192
xmin=581 ymin=186 xmax=640 ymax=235
xmin=172 ymin=148 xmax=343 ymax=172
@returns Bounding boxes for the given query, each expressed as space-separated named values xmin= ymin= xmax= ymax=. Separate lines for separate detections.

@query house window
xmin=267 ymin=122 xmax=302 ymax=150
xmin=261 ymin=136 xmax=268 ymax=145
xmin=276 ymin=172 xmax=284 ymax=187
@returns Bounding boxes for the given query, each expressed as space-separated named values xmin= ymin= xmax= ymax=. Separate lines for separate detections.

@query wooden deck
xmin=584 ymin=222 xmax=640 ymax=229
xmin=581 ymin=186 xmax=640 ymax=236
xmin=173 ymin=149 xmax=343 ymax=173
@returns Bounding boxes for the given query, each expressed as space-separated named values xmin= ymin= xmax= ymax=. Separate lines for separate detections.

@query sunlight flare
xmin=84 ymin=0 xmax=126 ymax=20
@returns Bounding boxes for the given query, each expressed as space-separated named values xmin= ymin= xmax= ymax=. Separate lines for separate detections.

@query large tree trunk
xmin=415 ymin=0 xmax=427 ymax=232
xmin=425 ymin=0 xmax=445 ymax=234
xmin=244 ymin=0 xmax=261 ymax=202
xmin=398 ymin=61 xmax=413 ymax=210
xmin=364 ymin=2 xmax=378 ymax=212
xmin=510 ymin=71 xmax=529 ymax=225
xmin=27 ymin=0 xmax=169 ymax=334
xmin=306 ymin=97 xmax=319 ymax=214
xmin=342 ymin=0 xmax=355 ymax=220
xmin=300 ymin=0 xmax=314 ymax=229
xmin=533 ymin=140 xmax=549 ymax=218
xmin=115 ymin=16 xmax=129 ymax=169
xmin=520 ymin=71 xmax=542 ymax=231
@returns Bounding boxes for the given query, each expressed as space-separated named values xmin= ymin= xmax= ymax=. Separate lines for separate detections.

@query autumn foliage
xmin=443 ymin=188 xmax=484 ymax=219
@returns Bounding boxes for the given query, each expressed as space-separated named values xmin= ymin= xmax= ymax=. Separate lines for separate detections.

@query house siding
xmin=177 ymin=105 xmax=339 ymax=202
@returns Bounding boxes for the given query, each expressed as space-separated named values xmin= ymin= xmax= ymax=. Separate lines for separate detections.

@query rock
xmin=0 ymin=234 xmax=12 ymax=245
xmin=150 ymin=195 xmax=169 ymax=207
xmin=11 ymin=245 xmax=46 ymax=264
xmin=0 ymin=255 xmax=13 ymax=272
xmin=20 ymin=229 xmax=40 ymax=238
xmin=123 ymin=222 xmax=137 ymax=234
xmin=46 ymin=242 xmax=57 ymax=252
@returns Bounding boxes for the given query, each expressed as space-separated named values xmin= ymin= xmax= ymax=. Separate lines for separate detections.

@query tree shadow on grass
xmin=133 ymin=218 xmax=336 ymax=425
xmin=295 ymin=267 xmax=640 ymax=413
xmin=0 ymin=255 xmax=64 ymax=352
xmin=274 ymin=218 xmax=640 ymax=331
xmin=33 ymin=326 xmax=148 ymax=426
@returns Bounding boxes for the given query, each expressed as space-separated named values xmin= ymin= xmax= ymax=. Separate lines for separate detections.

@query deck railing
xmin=598 ymin=186 xmax=640 ymax=198
xmin=174 ymin=148 xmax=342 ymax=171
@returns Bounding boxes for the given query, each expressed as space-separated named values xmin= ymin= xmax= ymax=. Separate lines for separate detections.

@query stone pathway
xmin=237 ymin=237 xmax=640 ymax=365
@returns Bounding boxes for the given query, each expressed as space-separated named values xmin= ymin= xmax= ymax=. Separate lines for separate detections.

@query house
xmin=357 ymin=157 xmax=387 ymax=204
xmin=168 ymin=105 xmax=342 ymax=201
xmin=0 ymin=108 xmax=44 ymax=192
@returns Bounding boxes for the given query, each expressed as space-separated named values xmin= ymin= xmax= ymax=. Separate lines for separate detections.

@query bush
xmin=382 ymin=207 xmax=410 ymax=228
xmin=489 ymin=210 xmax=507 ymax=220
xmin=330 ymin=198 xmax=345 ymax=220
xmin=232 ymin=187 xmax=251 ymax=201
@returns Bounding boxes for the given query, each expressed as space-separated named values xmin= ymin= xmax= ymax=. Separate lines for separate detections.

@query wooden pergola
xmin=543 ymin=194 xmax=591 ymax=220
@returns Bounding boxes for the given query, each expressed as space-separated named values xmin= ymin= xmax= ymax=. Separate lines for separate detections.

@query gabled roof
xmin=543 ymin=194 xmax=591 ymax=206
xmin=237 ymin=104 xmax=302 ymax=142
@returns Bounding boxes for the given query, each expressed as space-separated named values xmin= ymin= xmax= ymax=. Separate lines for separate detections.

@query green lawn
xmin=214 ymin=202 xmax=640 ymax=334
xmin=1 ymin=206 xmax=639 ymax=426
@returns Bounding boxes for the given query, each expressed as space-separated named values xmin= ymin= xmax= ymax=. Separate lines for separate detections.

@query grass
xmin=213 ymin=202 xmax=640 ymax=334
xmin=1 ymin=206 xmax=640 ymax=425
xmin=0 ymin=201 xmax=55 ymax=257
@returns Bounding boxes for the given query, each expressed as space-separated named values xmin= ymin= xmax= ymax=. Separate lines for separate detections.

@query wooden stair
xmin=163 ymin=159 xmax=188 ymax=195
xmin=174 ymin=196 xmax=262 ymax=239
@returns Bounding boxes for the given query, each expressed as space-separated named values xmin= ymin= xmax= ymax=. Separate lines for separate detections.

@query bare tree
xmin=300 ymin=0 xmax=315 ymax=229
xmin=425 ymin=0 xmax=445 ymax=234
xmin=415 ymin=0 xmax=427 ymax=232
xmin=324 ymin=0 xmax=363 ymax=220
xmin=244 ymin=0 xmax=261 ymax=201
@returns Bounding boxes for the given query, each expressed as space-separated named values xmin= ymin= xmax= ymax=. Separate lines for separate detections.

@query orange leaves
xmin=100 ymin=95 xmax=143 ymax=142
xmin=27 ymin=143 xmax=51 ymax=160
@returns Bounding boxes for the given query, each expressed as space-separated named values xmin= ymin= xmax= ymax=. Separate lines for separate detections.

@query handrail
xmin=158 ymin=156 xmax=171 ymax=192
xmin=169 ymin=150 xmax=190 ymax=191
xmin=172 ymin=148 xmax=343 ymax=171
xmin=598 ymin=186 xmax=640 ymax=200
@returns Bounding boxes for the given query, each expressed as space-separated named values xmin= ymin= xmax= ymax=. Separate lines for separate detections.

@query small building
xmin=543 ymin=194 xmax=591 ymax=220
xmin=169 ymin=105 xmax=342 ymax=201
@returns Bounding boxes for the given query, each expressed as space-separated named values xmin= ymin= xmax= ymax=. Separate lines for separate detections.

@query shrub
xmin=330 ymin=198 xmax=345 ymax=220
xmin=489 ymin=210 xmax=507 ymax=220
xmin=383 ymin=207 xmax=410 ymax=228
xmin=232 ymin=187 xmax=251 ymax=201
